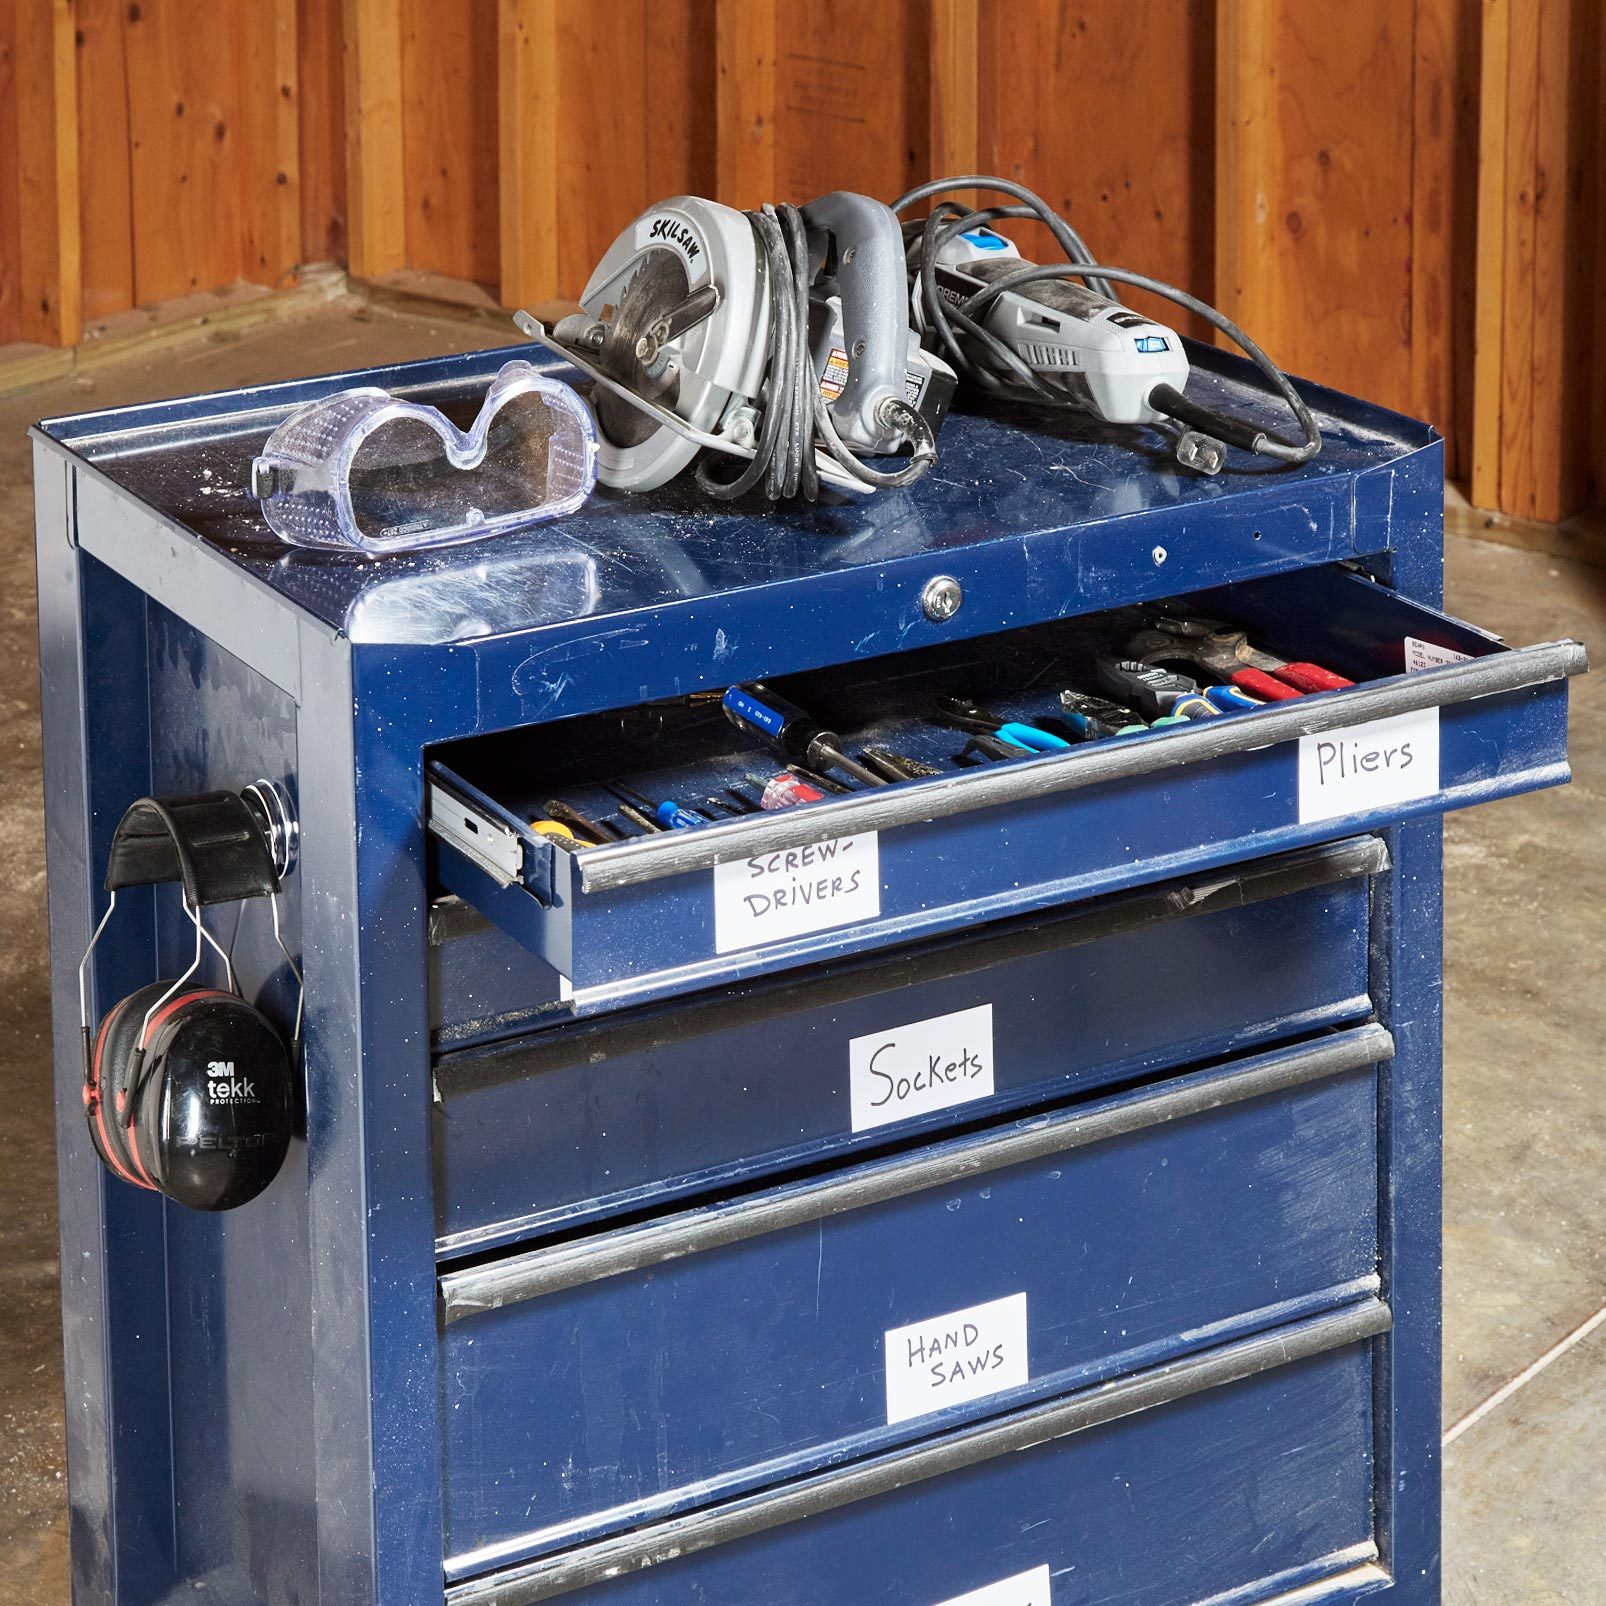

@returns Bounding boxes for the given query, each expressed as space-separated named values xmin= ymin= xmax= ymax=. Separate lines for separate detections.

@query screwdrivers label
xmin=713 ymin=831 xmax=880 ymax=952
xmin=1298 ymin=708 xmax=1440 ymax=824
xmin=884 ymin=1292 xmax=1030 ymax=1426
xmin=931 ymin=1567 xmax=1053 ymax=1606
xmin=848 ymin=1004 xmax=995 ymax=1133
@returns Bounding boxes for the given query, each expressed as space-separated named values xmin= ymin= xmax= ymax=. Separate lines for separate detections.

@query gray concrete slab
xmin=0 ymin=304 xmax=1599 ymax=1601
xmin=1443 ymin=1320 xmax=1606 ymax=1603
xmin=1441 ymin=542 xmax=1606 ymax=1431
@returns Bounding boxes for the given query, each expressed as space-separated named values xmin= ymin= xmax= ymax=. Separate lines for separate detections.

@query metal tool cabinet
xmin=34 ymin=344 xmax=1584 ymax=1606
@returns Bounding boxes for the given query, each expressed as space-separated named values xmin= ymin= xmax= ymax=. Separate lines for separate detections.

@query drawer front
xmin=429 ymin=567 xmax=1582 ymax=1016
xmin=437 ymin=1027 xmax=1388 ymax=1573
xmin=434 ymin=839 xmax=1381 ymax=1254
xmin=448 ymin=1307 xmax=1387 ymax=1606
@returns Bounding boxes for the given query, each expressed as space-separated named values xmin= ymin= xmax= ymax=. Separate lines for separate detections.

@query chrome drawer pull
xmin=440 ymin=1023 xmax=1392 ymax=1322
xmin=445 ymin=1297 xmax=1391 ymax=1604
xmin=570 ymin=642 xmax=1586 ymax=895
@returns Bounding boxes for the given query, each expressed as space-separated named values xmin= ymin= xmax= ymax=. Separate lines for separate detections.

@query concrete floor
xmin=0 ymin=303 xmax=1601 ymax=1603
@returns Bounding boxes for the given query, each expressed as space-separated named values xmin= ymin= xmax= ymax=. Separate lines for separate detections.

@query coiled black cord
xmin=891 ymin=175 xmax=1321 ymax=468
xmin=697 ymin=203 xmax=937 ymax=501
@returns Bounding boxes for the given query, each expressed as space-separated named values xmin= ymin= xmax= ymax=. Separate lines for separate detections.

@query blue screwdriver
xmin=722 ymin=684 xmax=885 ymax=787
xmin=604 ymin=781 xmax=707 ymax=831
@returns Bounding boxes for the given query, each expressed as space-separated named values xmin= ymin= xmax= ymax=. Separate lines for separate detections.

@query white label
xmin=713 ymin=832 xmax=880 ymax=953
xmin=933 ymin=1568 xmax=1053 ymax=1606
xmin=884 ymin=1292 xmax=1029 ymax=1425
xmin=1298 ymin=708 xmax=1440 ymax=823
xmin=849 ymin=1004 xmax=995 ymax=1133
xmin=1405 ymin=635 xmax=1473 ymax=672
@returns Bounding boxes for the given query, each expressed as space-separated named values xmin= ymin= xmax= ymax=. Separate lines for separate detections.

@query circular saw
xmin=516 ymin=193 xmax=954 ymax=496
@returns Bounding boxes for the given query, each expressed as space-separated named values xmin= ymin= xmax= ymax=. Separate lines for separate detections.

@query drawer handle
xmin=570 ymin=641 xmax=1586 ymax=894
xmin=439 ymin=1022 xmax=1392 ymax=1322
xmin=444 ymin=1296 xmax=1391 ymax=1604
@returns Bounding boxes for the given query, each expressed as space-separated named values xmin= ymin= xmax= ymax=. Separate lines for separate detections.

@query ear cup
xmin=88 ymin=982 xmax=232 ymax=1193
xmin=132 ymin=995 xmax=294 ymax=1211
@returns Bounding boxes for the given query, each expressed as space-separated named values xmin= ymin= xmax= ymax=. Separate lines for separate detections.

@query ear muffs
xmin=85 ymin=980 xmax=293 ymax=1211
xmin=79 ymin=791 xmax=302 ymax=1213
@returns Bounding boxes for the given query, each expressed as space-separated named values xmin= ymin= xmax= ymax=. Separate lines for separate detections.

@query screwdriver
xmin=789 ymin=763 xmax=850 ymax=795
xmin=604 ymin=780 xmax=704 ymax=831
xmin=542 ymin=799 xmax=621 ymax=844
xmin=860 ymin=746 xmax=942 ymax=782
xmin=723 ymin=684 xmax=885 ymax=787
xmin=530 ymin=818 xmax=577 ymax=846
xmin=746 ymin=770 xmax=827 ymax=810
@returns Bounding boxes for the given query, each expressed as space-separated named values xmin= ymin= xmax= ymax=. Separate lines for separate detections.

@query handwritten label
xmin=934 ymin=1568 xmax=1053 ymax=1606
xmin=849 ymin=1004 xmax=995 ymax=1133
xmin=1298 ymin=708 xmax=1440 ymax=824
xmin=1405 ymin=635 xmax=1473 ymax=673
xmin=885 ymin=1292 xmax=1029 ymax=1425
xmin=713 ymin=833 xmax=880 ymax=953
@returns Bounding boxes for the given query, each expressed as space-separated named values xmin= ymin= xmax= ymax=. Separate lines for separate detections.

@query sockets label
xmin=1298 ymin=707 xmax=1440 ymax=824
xmin=932 ymin=1568 xmax=1054 ymax=1606
xmin=884 ymin=1292 xmax=1029 ymax=1426
xmin=713 ymin=831 xmax=880 ymax=953
xmin=848 ymin=1003 xmax=995 ymax=1133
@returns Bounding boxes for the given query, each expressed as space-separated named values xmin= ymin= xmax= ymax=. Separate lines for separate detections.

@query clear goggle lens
xmin=253 ymin=362 xmax=598 ymax=554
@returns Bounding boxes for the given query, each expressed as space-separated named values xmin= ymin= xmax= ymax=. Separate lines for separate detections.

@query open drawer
xmin=428 ymin=564 xmax=1585 ymax=1015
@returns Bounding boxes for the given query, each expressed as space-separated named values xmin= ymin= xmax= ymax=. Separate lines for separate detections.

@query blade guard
xmin=577 ymin=198 xmax=769 ymax=491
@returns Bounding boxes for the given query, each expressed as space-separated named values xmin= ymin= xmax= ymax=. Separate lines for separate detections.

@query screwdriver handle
xmin=653 ymin=800 xmax=705 ymax=831
xmin=723 ymin=684 xmax=820 ymax=758
xmin=754 ymin=772 xmax=825 ymax=809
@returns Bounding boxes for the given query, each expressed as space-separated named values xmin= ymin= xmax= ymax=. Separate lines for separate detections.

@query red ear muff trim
xmin=90 ymin=999 xmax=151 ymax=1190
xmin=121 ymin=989 xmax=234 ymax=1192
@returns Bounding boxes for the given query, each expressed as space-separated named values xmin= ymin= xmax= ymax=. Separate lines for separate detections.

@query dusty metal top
xmin=35 ymin=340 xmax=1437 ymax=647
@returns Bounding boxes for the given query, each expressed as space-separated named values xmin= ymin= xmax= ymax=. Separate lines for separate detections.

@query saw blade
xmin=593 ymin=249 xmax=689 ymax=450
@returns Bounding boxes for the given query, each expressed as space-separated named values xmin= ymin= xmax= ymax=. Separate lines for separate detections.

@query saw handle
xmin=802 ymin=191 xmax=911 ymax=451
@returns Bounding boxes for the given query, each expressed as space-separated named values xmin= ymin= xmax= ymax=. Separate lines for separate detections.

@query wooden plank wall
xmin=0 ymin=0 xmax=1600 ymax=523
xmin=1471 ymin=0 xmax=1602 ymax=522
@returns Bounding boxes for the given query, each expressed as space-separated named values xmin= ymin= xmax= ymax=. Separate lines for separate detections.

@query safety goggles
xmin=250 ymin=361 xmax=598 ymax=554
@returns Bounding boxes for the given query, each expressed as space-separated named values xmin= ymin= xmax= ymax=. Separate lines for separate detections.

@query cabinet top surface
xmin=36 ymin=341 xmax=1437 ymax=648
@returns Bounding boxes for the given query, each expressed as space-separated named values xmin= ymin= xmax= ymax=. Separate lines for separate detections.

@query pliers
xmin=932 ymin=695 xmax=1071 ymax=754
xmin=1123 ymin=615 xmax=1353 ymax=702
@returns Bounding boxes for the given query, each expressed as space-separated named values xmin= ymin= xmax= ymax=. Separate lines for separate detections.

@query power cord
xmin=697 ymin=203 xmax=937 ymax=501
xmin=891 ymin=175 xmax=1322 ymax=471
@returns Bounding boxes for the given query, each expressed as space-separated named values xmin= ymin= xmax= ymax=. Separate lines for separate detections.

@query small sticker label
xmin=849 ymin=1004 xmax=995 ymax=1133
xmin=818 ymin=347 xmax=850 ymax=402
xmin=885 ymin=1292 xmax=1029 ymax=1425
xmin=934 ymin=1568 xmax=1054 ymax=1606
xmin=1298 ymin=708 xmax=1440 ymax=824
xmin=713 ymin=833 xmax=880 ymax=953
xmin=1405 ymin=635 xmax=1473 ymax=672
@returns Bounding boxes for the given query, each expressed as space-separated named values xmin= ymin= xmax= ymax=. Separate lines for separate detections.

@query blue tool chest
xmin=33 ymin=342 xmax=1585 ymax=1606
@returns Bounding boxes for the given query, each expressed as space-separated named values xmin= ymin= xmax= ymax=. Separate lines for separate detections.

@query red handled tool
xmin=1123 ymin=616 xmax=1352 ymax=700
